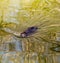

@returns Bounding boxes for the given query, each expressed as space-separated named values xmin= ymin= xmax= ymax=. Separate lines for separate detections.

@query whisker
xmin=25 ymin=38 xmax=33 ymax=52
xmin=31 ymin=35 xmax=59 ymax=45
xmin=28 ymin=36 xmax=42 ymax=45
xmin=38 ymin=24 xmax=60 ymax=31
xmin=31 ymin=8 xmax=54 ymax=26
xmin=29 ymin=12 xmax=50 ymax=26
xmin=31 ymin=36 xmax=41 ymax=42
xmin=35 ymin=20 xmax=49 ymax=28
xmin=26 ymin=38 xmax=30 ymax=43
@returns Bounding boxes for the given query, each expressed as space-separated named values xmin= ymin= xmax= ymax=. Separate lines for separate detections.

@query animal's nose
xmin=20 ymin=33 xmax=26 ymax=38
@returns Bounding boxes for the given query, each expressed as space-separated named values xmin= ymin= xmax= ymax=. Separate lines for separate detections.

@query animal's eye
xmin=30 ymin=27 xmax=35 ymax=29
xmin=28 ymin=26 xmax=38 ymax=31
